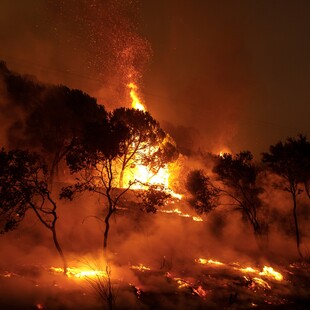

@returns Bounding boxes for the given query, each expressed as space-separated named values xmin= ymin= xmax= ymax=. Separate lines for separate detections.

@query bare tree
xmin=0 ymin=148 xmax=67 ymax=273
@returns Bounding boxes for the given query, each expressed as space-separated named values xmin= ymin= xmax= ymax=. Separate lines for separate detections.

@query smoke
xmin=1 ymin=1 xmax=309 ymax=308
xmin=0 ymin=0 xmax=152 ymax=111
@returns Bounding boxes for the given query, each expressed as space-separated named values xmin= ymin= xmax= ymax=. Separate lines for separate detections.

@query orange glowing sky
xmin=0 ymin=0 xmax=309 ymax=156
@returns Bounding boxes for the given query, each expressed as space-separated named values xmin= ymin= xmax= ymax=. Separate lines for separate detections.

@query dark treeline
xmin=0 ymin=61 xmax=178 ymax=271
xmin=185 ymin=136 xmax=310 ymax=258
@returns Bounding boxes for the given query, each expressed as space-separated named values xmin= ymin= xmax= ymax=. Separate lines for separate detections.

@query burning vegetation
xmin=0 ymin=59 xmax=310 ymax=310
xmin=0 ymin=1 xmax=310 ymax=308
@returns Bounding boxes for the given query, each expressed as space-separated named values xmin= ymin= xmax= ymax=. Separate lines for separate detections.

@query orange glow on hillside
xmin=125 ymin=81 xmax=180 ymax=195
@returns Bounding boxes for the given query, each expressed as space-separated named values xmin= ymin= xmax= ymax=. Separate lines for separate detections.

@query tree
xmin=262 ymin=134 xmax=310 ymax=258
xmin=185 ymin=170 xmax=219 ymax=215
xmin=111 ymin=108 xmax=178 ymax=188
xmin=0 ymin=148 xmax=67 ymax=273
xmin=212 ymin=151 xmax=264 ymax=239
xmin=22 ymin=86 xmax=108 ymax=181
xmin=0 ymin=63 xmax=108 ymax=181
xmin=136 ymin=183 xmax=172 ymax=214
xmin=60 ymin=113 xmax=131 ymax=251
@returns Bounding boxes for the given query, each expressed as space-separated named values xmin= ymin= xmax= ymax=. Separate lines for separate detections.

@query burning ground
xmin=0 ymin=187 xmax=310 ymax=309
xmin=0 ymin=1 xmax=310 ymax=309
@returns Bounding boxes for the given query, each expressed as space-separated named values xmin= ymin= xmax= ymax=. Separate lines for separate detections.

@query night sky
xmin=0 ymin=0 xmax=309 ymax=156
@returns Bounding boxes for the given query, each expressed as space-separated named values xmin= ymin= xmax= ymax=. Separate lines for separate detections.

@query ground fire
xmin=0 ymin=1 xmax=310 ymax=309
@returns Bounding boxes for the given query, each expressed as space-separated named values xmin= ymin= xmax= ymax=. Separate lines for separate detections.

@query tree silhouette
xmin=262 ymin=134 xmax=310 ymax=258
xmin=136 ymin=183 xmax=172 ymax=214
xmin=60 ymin=113 xmax=131 ymax=252
xmin=23 ymin=86 xmax=108 ymax=181
xmin=0 ymin=148 xmax=67 ymax=273
xmin=185 ymin=169 xmax=219 ymax=214
xmin=0 ymin=62 xmax=108 ymax=182
xmin=213 ymin=151 xmax=264 ymax=239
xmin=111 ymin=108 xmax=178 ymax=188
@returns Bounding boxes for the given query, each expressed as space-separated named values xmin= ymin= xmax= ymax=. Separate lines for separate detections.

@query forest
xmin=0 ymin=61 xmax=310 ymax=309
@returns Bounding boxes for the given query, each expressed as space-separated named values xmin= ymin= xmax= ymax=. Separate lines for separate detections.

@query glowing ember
xmin=159 ymin=208 xmax=203 ymax=222
xmin=195 ymin=258 xmax=224 ymax=266
xmin=192 ymin=216 xmax=203 ymax=222
xmin=193 ymin=286 xmax=208 ymax=298
xmin=238 ymin=267 xmax=259 ymax=273
xmin=50 ymin=267 xmax=107 ymax=279
xmin=252 ymin=277 xmax=271 ymax=289
xmin=196 ymin=259 xmax=284 ymax=282
xmin=166 ymin=272 xmax=207 ymax=298
xmin=130 ymin=264 xmax=151 ymax=272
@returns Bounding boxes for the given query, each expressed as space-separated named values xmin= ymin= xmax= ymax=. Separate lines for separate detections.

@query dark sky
xmin=0 ymin=0 xmax=309 ymax=156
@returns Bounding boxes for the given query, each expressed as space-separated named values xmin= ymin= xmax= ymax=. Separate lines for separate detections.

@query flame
xmin=128 ymin=82 xmax=146 ymax=111
xmin=130 ymin=164 xmax=169 ymax=188
xmin=196 ymin=258 xmax=284 ymax=282
xmin=195 ymin=258 xmax=224 ymax=265
xmin=259 ymin=266 xmax=283 ymax=281
xmin=239 ymin=267 xmax=258 ymax=273
xmin=166 ymin=272 xmax=207 ymax=298
xmin=50 ymin=267 xmax=107 ymax=279
xmin=217 ymin=147 xmax=231 ymax=157
xmin=159 ymin=208 xmax=203 ymax=222
xmin=126 ymin=81 xmax=181 ymax=199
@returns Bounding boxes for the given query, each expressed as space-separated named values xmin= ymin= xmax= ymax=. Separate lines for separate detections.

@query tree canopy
xmin=262 ymin=134 xmax=310 ymax=257
xmin=0 ymin=148 xmax=67 ymax=272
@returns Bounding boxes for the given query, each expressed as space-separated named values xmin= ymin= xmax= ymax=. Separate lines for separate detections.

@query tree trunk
xmin=292 ymin=192 xmax=303 ymax=258
xmin=103 ymin=209 xmax=114 ymax=252
xmin=119 ymin=168 xmax=124 ymax=188
xmin=52 ymin=226 xmax=68 ymax=275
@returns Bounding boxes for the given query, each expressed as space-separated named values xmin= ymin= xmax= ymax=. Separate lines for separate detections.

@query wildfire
xmin=126 ymin=81 xmax=181 ymax=198
xmin=244 ymin=276 xmax=271 ymax=290
xmin=195 ymin=258 xmax=224 ymax=266
xmin=259 ymin=266 xmax=283 ymax=281
xmin=159 ymin=208 xmax=203 ymax=222
xmin=50 ymin=267 xmax=107 ymax=279
xmin=196 ymin=258 xmax=284 ymax=282
xmin=128 ymin=82 xmax=146 ymax=111
xmin=166 ymin=272 xmax=207 ymax=298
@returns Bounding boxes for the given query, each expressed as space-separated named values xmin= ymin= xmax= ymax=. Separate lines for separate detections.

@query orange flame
xmin=126 ymin=81 xmax=181 ymax=197
xmin=128 ymin=83 xmax=146 ymax=111
xmin=50 ymin=267 xmax=107 ymax=279
xmin=195 ymin=258 xmax=284 ymax=282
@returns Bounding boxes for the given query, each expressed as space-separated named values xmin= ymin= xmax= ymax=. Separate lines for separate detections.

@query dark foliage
xmin=262 ymin=134 xmax=310 ymax=257
xmin=185 ymin=170 xmax=219 ymax=215
xmin=136 ymin=184 xmax=172 ymax=213
xmin=213 ymin=151 xmax=264 ymax=237
xmin=0 ymin=147 xmax=67 ymax=273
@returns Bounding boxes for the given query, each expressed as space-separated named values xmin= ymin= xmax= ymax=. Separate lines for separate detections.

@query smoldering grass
xmin=81 ymin=260 xmax=119 ymax=310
